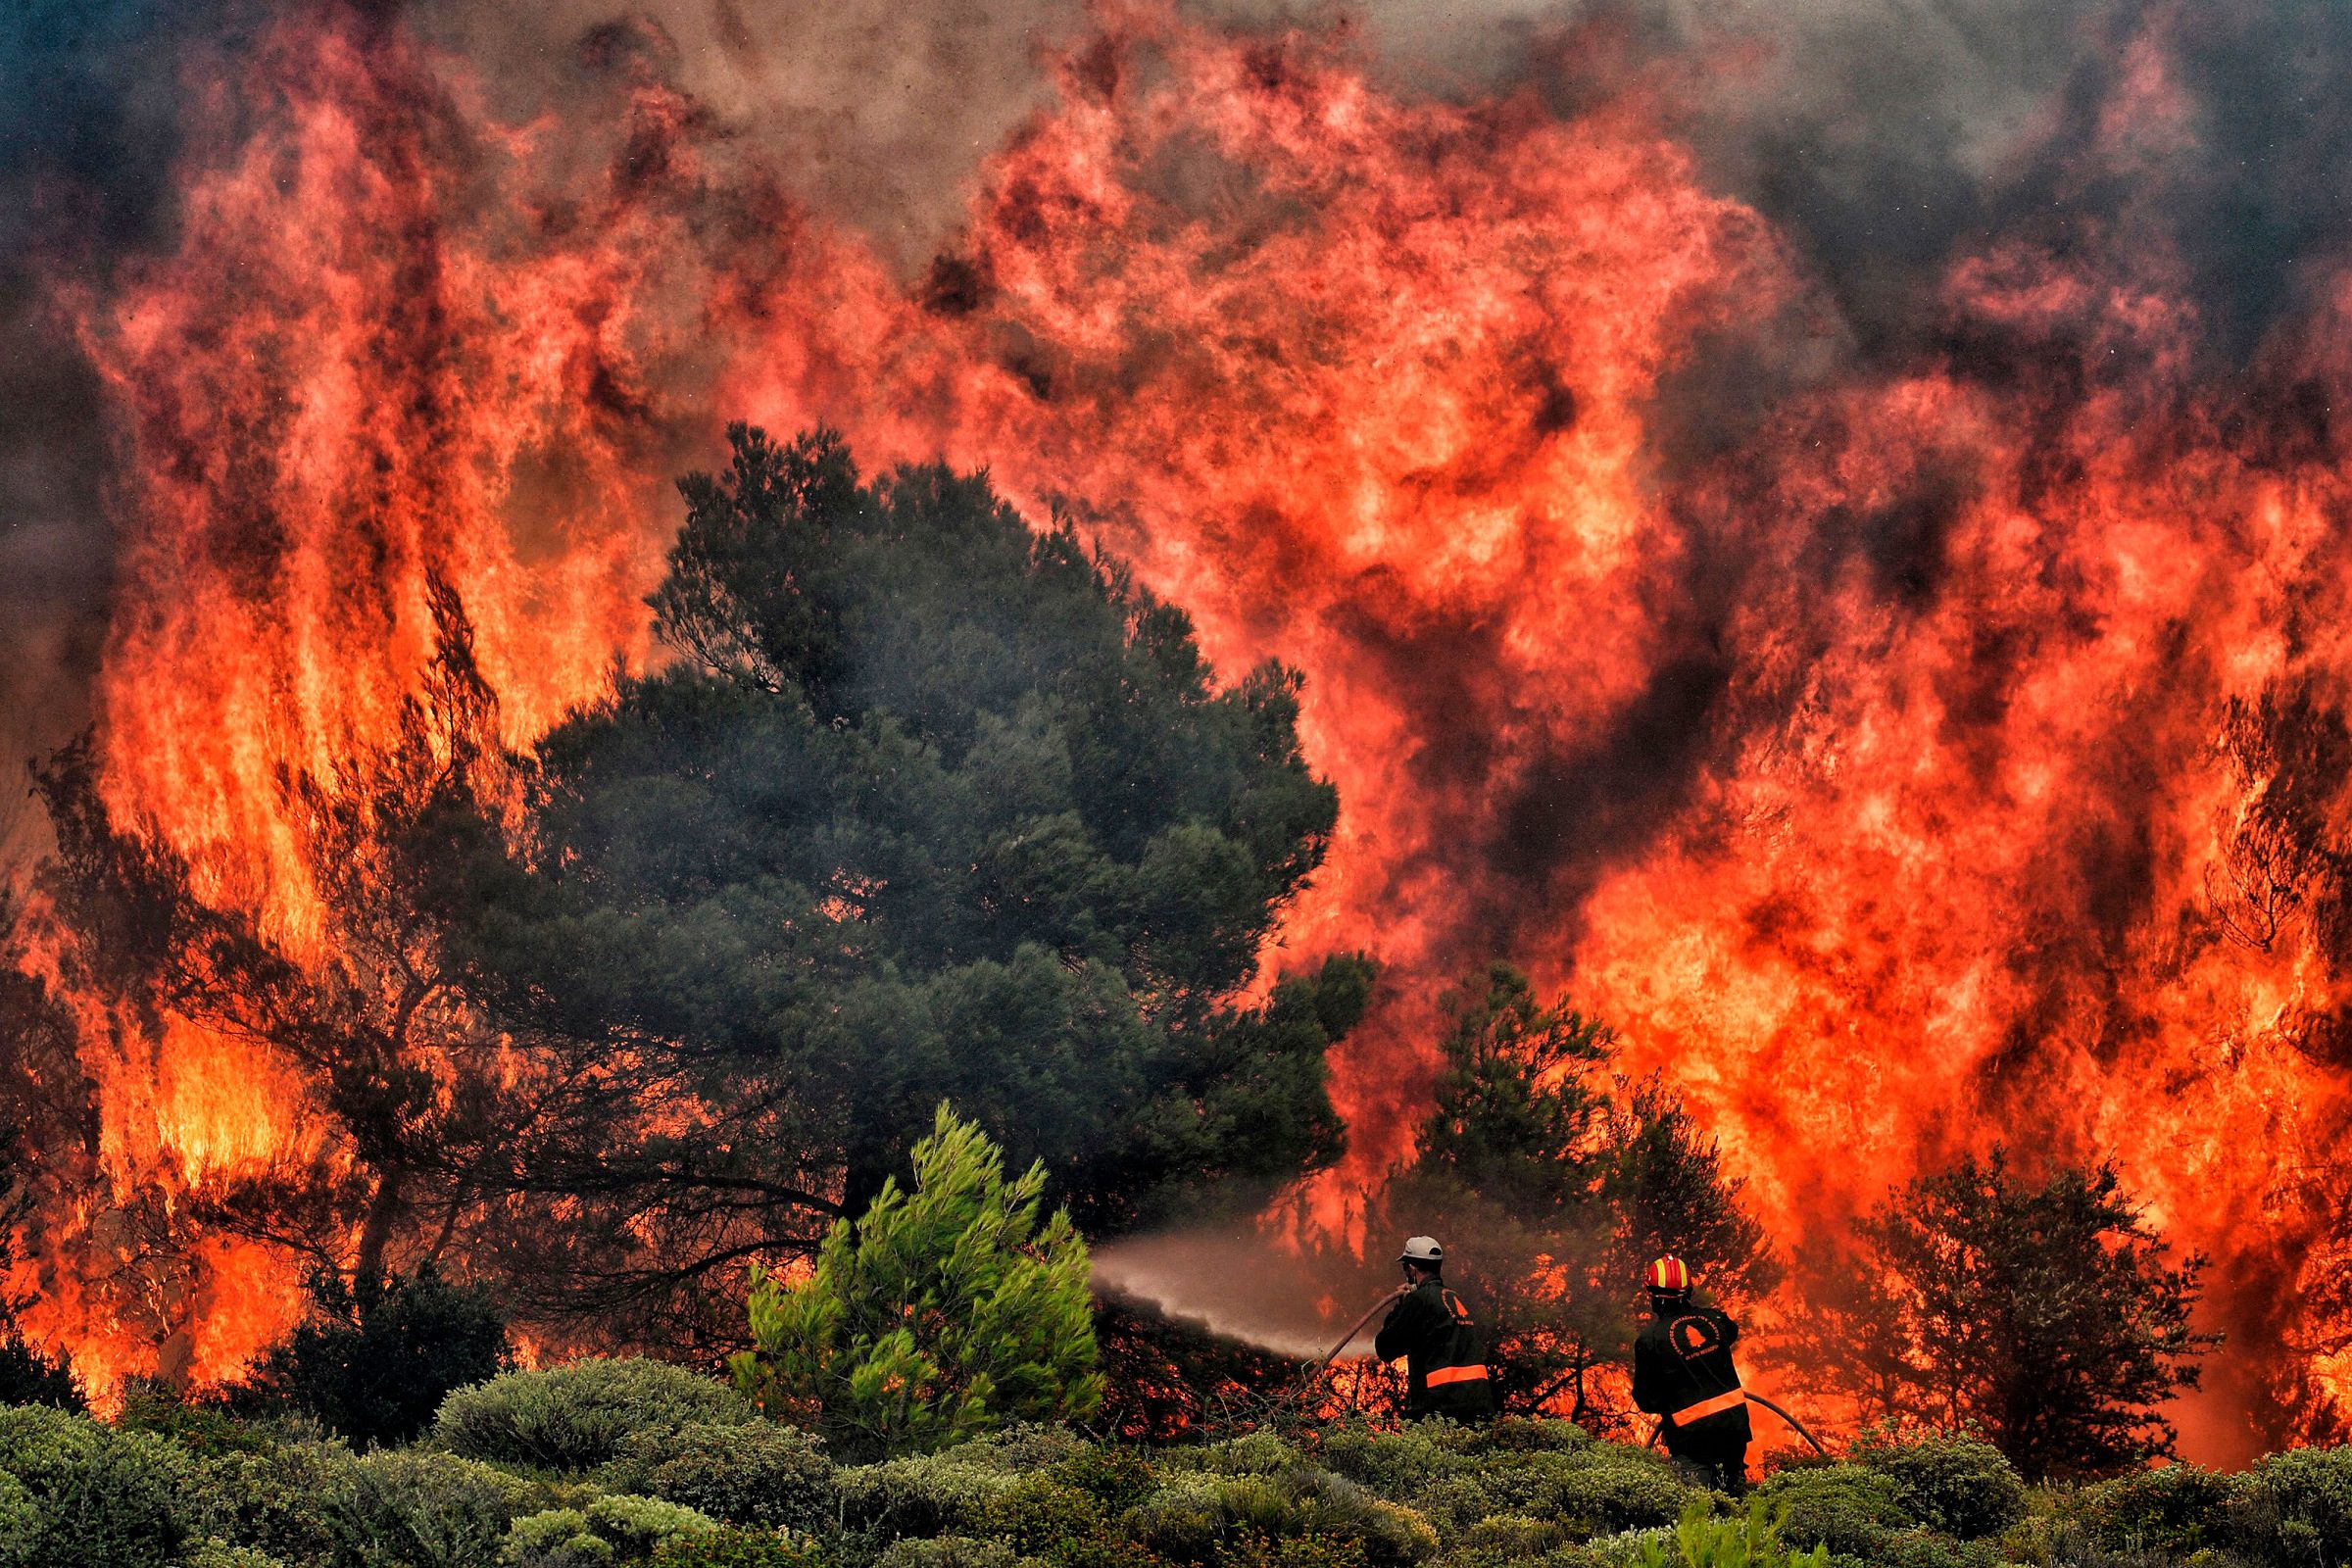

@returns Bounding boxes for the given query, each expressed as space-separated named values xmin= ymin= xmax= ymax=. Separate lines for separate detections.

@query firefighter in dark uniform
xmin=1373 ymin=1235 xmax=1495 ymax=1422
xmin=1632 ymin=1255 xmax=1750 ymax=1494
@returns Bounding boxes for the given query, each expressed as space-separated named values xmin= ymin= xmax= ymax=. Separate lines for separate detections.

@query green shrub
xmin=243 ymin=1268 xmax=513 ymax=1449
xmin=181 ymin=1543 xmax=293 ymax=1568
xmin=1318 ymin=1425 xmax=1469 ymax=1498
xmin=1850 ymin=1430 xmax=2028 ymax=1539
xmin=340 ymin=1447 xmax=530 ymax=1568
xmin=186 ymin=1438 xmax=364 ymax=1567
xmin=0 ymin=1401 xmax=193 ymax=1568
xmin=2077 ymin=1462 xmax=2236 ymax=1555
xmin=0 ymin=1335 xmax=78 ymax=1413
xmin=833 ymin=1424 xmax=1085 ymax=1539
xmin=1163 ymin=1431 xmax=1305 ymax=1478
xmin=1117 ymin=1467 xmax=1434 ymax=1568
xmin=0 ymin=1470 xmax=37 ymax=1568
xmin=1438 ymin=1419 xmax=1589 ymax=1458
xmin=504 ymin=1508 xmax=612 ymax=1568
xmin=869 ymin=1540 xmax=1015 ymax=1568
xmin=1860 ymin=1532 xmax=2000 ymax=1568
xmin=977 ymin=1474 xmax=1107 ymax=1555
xmin=118 ymin=1381 xmax=271 ymax=1458
xmin=1749 ymin=1464 xmax=1912 ymax=1558
xmin=435 ymin=1359 xmax=755 ymax=1472
xmin=609 ymin=1421 xmax=833 ymax=1533
xmin=1450 ymin=1511 xmax=1570 ymax=1561
xmin=646 ymin=1531 xmax=827 ymax=1568
xmin=1220 ymin=1534 xmax=1370 ymax=1568
xmin=836 ymin=1451 xmax=1022 ymax=1539
xmin=1053 ymin=1446 xmax=1155 ymax=1512
xmin=2230 ymin=1445 xmax=2352 ymax=1567
xmin=585 ymin=1494 xmax=723 ymax=1555
xmin=1538 ymin=1452 xmax=1699 ymax=1535
xmin=1634 ymin=1500 xmax=1830 ymax=1568
xmin=731 ymin=1106 xmax=1102 ymax=1459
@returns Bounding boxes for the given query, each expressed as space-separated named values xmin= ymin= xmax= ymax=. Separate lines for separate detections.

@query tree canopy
xmin=466 ymin=425 xmax=1362 ymax=1241
xmin=9 ymin=423 xmax=1367 ymax=1348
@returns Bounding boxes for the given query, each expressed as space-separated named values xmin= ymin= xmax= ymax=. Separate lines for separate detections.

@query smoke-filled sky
xmin=7 ymin=0 xmax=2340 ymax=788
xmin=13 ymin=0 xmax=2352 ymax=1459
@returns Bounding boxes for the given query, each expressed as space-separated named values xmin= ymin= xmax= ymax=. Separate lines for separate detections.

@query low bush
xmin=182 ymin=1543 xmax=294 ymax=1568
xmin=2076 ymin=1461 xmax=2236 ymax=1556
xmin=587 ymin=1494 xmax=725 ymax=1556
xmin=1849 ymin=1430 xmax=2029 ymax=1539
xmin=0 ymin=1333 xmax=80 ymax=1413
xmin=435 ymin=1360 xmax=757 ymax=1472
xmin=1749 ymin=1463 xmax=1913 ymax=1559
xmin=186 ymin=1437 xmax=364 ymax=1567
xmin=1446 ymin=1511 xmax=1569 ymax=1562
xmin=342 ymin=1447 xmax=532 ymax=1568
xmin=0 ymin=1401 xmax=192 ymax=1568
xmin=118 ymin=1382 xmax=273 ymax=1459
xmin=1114 ymin=1465 xmax=1437 ymax=1568
xmin=1634 ymin=1499 xmax=1829 ymax=1568
xmin=868 ymin=1540 xmax=1016 ymax=1568
xmin=244 ymin=1269 xmax=512 ymax=1449
xmin=646 ymin=1531 xmax=828 ymax=1568
xmin=2230 ymin=1444 xmax=2352 ymax=1566
xmin=836 ymin=1450 xmax=1025 ymax=1539
xmin=976 ymin=1473 xmax=1107 ymax=1555
xmin=1538 ymin=1451 xmax=1696 ymax=1535
xmin=1052 ymin=1445 xmax=1155 ymax=1511
xmin=609 ymin=1421 xmax=833 ymax=1534
xmin=504 ymin=1507 xmax=611 ymax=1568
xmin=503 ymin=1494 xmax=721 ymax=1567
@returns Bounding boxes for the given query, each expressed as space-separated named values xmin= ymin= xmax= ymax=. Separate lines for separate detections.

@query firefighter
xmin=1373 ymin=1235 xmax=1496 ymax=1422
xmin=1632 ymin=1255 xmax=1751 ymax=1494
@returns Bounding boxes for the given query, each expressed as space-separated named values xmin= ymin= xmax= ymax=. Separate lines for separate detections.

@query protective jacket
xmin=1632 ymin=1302 xmax=1752 ymax=1452
xmin=1374 ymin=1277 xmax=1495 ymax=1421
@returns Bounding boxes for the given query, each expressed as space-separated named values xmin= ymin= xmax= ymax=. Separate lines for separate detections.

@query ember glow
xmin=7 ymin=0 xmax=2352 ymax=1456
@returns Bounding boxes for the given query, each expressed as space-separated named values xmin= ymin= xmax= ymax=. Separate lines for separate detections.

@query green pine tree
xmin=730 ymin=1102 xmax=1103 ymax=1458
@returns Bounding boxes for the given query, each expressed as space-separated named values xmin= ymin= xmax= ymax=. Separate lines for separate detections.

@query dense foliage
xmin=730 ymin=1104 xmax=1102 ymax=1458
xmin=7 ymin=423 xmax=1368 ymax=1349
xmin=0 ymin=1376 xmax=2342 ymax=1568
xmin=1788 ymin=1151 xmax=2216 ymax=1479
xmin=232 ymin=1268 xmax=512 ymax=1447
xmin=477 ymin=421 xmax=1360 ymax=1246
xmin=1383 ymin=964 xmax=1777 ymax=1428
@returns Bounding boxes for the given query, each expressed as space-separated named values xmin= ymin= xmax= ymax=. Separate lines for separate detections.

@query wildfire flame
xmin=9 ymin=0 xmax=2351 ymax=1456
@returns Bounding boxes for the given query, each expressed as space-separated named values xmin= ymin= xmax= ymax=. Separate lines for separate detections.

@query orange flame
xmin=11 ymin=1 xmax=2351 ymax=1455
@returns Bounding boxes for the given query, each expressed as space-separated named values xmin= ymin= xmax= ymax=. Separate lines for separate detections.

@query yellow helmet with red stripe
xmin=1647 ymin=1255 xmax=1692 ymax=1294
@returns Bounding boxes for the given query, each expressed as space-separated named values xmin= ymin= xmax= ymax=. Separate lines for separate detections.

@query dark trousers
xmin=1666 ymin=1443 xmax=1749 ymax=1496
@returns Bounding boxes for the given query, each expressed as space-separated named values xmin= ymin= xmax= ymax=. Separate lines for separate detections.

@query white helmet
xmin=1399 ymin=1236 xmax=1445 ymax=1265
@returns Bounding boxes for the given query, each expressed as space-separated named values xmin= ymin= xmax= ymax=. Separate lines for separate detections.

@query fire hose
xmin=1297 ymin=1287 xmax=1830 ymax=1459
xmin=1290 ymin=1286 xmax=1408 ymax=1407
xmin=1646 ymin=1392 xmax=1830 ymax=1457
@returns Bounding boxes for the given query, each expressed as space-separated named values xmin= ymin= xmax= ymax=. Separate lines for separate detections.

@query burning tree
xmin=454 ymin=423 xmax=1367 ymax=1268
xmin=1384 ymin=963 xmax=1776 ymax=1428
xmin=6 ymin=423 xmax=1367 ymax=1373
xmin=1788 ymin=1150 xmax=2219 ymax=1480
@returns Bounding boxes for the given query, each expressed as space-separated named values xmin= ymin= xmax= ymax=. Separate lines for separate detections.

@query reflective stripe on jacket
xmin=1632 ymin=1303 xmax=1752 ymax=1450
xmin=1374 ymin=1278 xmax=1496 ymax=1421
